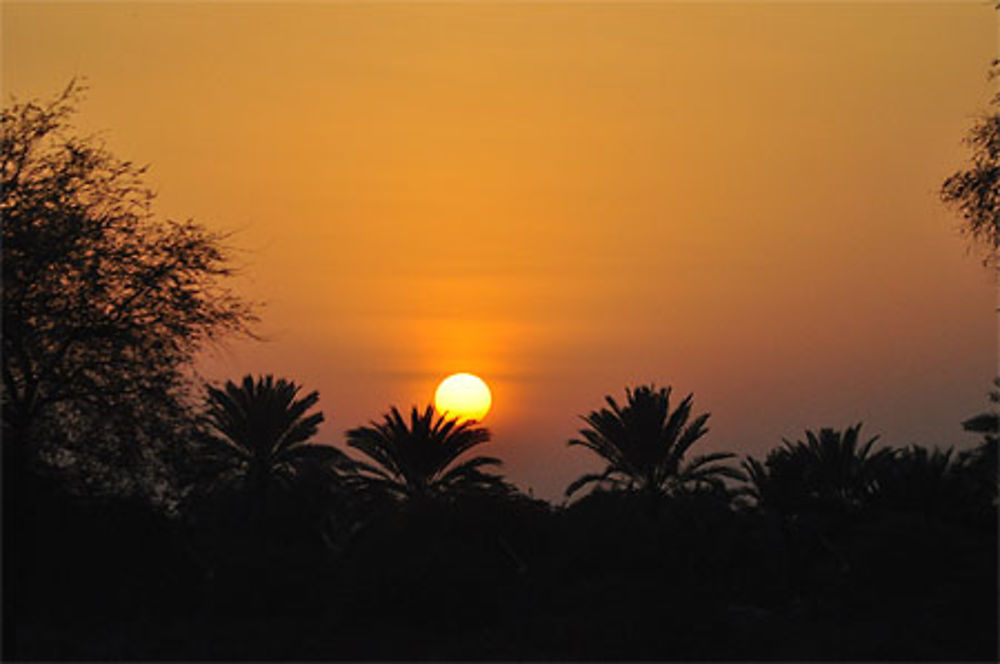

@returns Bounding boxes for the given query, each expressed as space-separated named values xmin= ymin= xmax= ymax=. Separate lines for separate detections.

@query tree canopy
xmin=204 ymin=374 xmax=347 ymax=495
xmin=941 ymin=61 xmax=1000 ymax=262
xmin=742 ymin=424 xmax=892 ymax=515
xmin=1 ymin=82 xmax=254 ymax=501
xmin=565 ymin=384 xmax=743 ymax=499
xmin=345 ymin=405 xmax=509 ymax=501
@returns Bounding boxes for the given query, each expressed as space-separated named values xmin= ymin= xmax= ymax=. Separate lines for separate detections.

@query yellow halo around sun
xmin=434 ymin=373 xmax=492 ymax=422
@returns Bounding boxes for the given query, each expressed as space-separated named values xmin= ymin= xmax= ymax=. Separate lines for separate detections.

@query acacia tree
xmin=940 ymin=49 xmax=1000 ymax=516
xmin=941 ymin=60 xmax=1000 ymax=262
xmin=1 ymin=82 xmax=254 ymax=501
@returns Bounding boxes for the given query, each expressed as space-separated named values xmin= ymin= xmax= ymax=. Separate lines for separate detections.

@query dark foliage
xmin=201 ymin=374 xmax=348 ymax=507
xmin=1 ymin=82 xmax=254 ymax=507
xmin=742 ymin=423 xmax=893 ymax=516
xmin=6 ymin=400 xmax=997 ymax=661
xmin=941 ymin=60 xmax=1000 ymax=263
xmin=565 ymin=384 xmax=744 ymax=499
xmin=344 ymin=404 xmax=511 ymax=502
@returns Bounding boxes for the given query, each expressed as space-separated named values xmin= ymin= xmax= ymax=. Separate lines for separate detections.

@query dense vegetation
xmin=3 ymin=86 xmax=997 ymax=662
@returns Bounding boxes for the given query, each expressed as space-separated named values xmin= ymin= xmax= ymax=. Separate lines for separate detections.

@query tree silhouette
xmin=961 ymin=377 xmax=999 ymax=442
xmin=565 ymin=385 xmax=743 ymax=498
xmin=954 ymin=379 xmax=999 ymax=517
xmin=741 ymin=452 xmax=811 ymax=517
xmin=204 ymin=375 xmax=346 ymax=514
xmin=871 ymin=445 xmax=962 ymax=518
xmin=941 ymin=60 xmax=1000 ymax=262
xmin=1 ymin=82 xmax=253 ymax=500
xmin=344 ymin=405 xmax=509 ymax=502
xmin=743 ymin=424 xmax=892 ymax=514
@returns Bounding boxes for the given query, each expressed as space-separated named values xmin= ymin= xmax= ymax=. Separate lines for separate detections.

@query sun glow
xmin=434 ymin=373 xmax=492 ymax=422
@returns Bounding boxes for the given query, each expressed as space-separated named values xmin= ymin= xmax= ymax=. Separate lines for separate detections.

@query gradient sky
xmin=4 ymin=1 xmax=996 ymax=500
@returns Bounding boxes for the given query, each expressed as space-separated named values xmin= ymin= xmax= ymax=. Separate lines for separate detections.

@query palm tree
xmin=740 ymin=452 xmax=811 ymax=516
xmin=565 ymin=385 xmax=743 ymax=498
xmin=344 ymin=405 xmax=509 ymax=501
xmin=743 ymin=423 xmax=891 ymax=514
xmin=961 ymin=377 xmax=999 ymax=442
xmin=957 ymin=378 xmax=999 ymax=514
xmin=872 ymin=445 xmax=966 ymax=518
xmin=203 ymin=374 xmax=347 ymax=513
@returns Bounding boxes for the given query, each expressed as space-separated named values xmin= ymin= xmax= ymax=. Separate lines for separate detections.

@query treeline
xmin=5 ymin=373 xmax=997 ymax=660
xmin=3 ymin=85 xmax=997 ymax=661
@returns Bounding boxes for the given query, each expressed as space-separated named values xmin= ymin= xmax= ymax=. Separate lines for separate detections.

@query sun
xmin=434 ymin=373 xmax=492 ymax=422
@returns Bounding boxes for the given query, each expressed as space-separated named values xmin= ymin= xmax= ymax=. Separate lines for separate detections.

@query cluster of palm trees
xmin=741 ymin=425 xmax=891 ymax=514
xmin=199 ymin=376 xmax=511 ymax=516
xmin=198 ymin=374 xmax=997 ymax=525
xmin=8 ymin=372 xmax=995 ymax=660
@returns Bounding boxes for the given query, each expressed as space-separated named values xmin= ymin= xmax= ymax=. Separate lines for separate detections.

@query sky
xmin=3 ymin=1 xmax=996 ymax=500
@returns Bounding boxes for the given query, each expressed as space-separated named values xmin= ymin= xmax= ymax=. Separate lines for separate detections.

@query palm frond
xmin=202 ymin=374 xmax=327 ymax=496
xmin=343 ymin=403 xmax=502 ymax=500
xmin=565 ymin=466 xmax=624 ymax=497
xmin=565 ymin=384 xmax=724 ymax=501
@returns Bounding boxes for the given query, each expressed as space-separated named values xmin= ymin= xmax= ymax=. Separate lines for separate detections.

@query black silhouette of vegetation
xmin=2 ymin=81 xmax=254 ymax=508
xmin=345 ymin=405 xmax=510 ymax=501
xmin=565 ymin=384 xmax=743 ymax=499
xmin=202 ymin=374 xmax=348 ymax=514
xmin=3 ymin=87 xmax=998 ymax=662
xmin=742 ymin=424 xmax=893 ymax=516
xmin=941 ymin=59 xmax=1000 ymax=262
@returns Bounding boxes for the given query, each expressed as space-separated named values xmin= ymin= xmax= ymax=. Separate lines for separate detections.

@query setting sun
xmin=434 ymin=373 xmax=492 ymax=422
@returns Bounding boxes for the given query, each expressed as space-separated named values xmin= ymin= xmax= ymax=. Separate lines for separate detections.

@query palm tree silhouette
xmin=957 ymin=379 xmax=999 ymax=513
xmin=872 ymin=445 xmax=966 ymax=517
xmin=961 ymin=377 xmax=999 ymax=441
xmin=741 ymin=450 xmax=812 ymax=515
xmin=344 ymin=405 xmax=509 ymax=501
xmin=565 ymin=385 xmax=743 ymax=498
xmin=743 ymin=424 xmax=891 ymax=514
xmin=204 ymin=375 xmax=346 ymax=516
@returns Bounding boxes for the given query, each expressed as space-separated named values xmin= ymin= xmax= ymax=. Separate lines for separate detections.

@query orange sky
xmin=4 ymin=1 xmax=996 ymax=499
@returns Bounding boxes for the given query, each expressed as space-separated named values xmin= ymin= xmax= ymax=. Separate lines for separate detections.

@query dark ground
xmin=4 ymin=477 xmax=997 ymax=661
